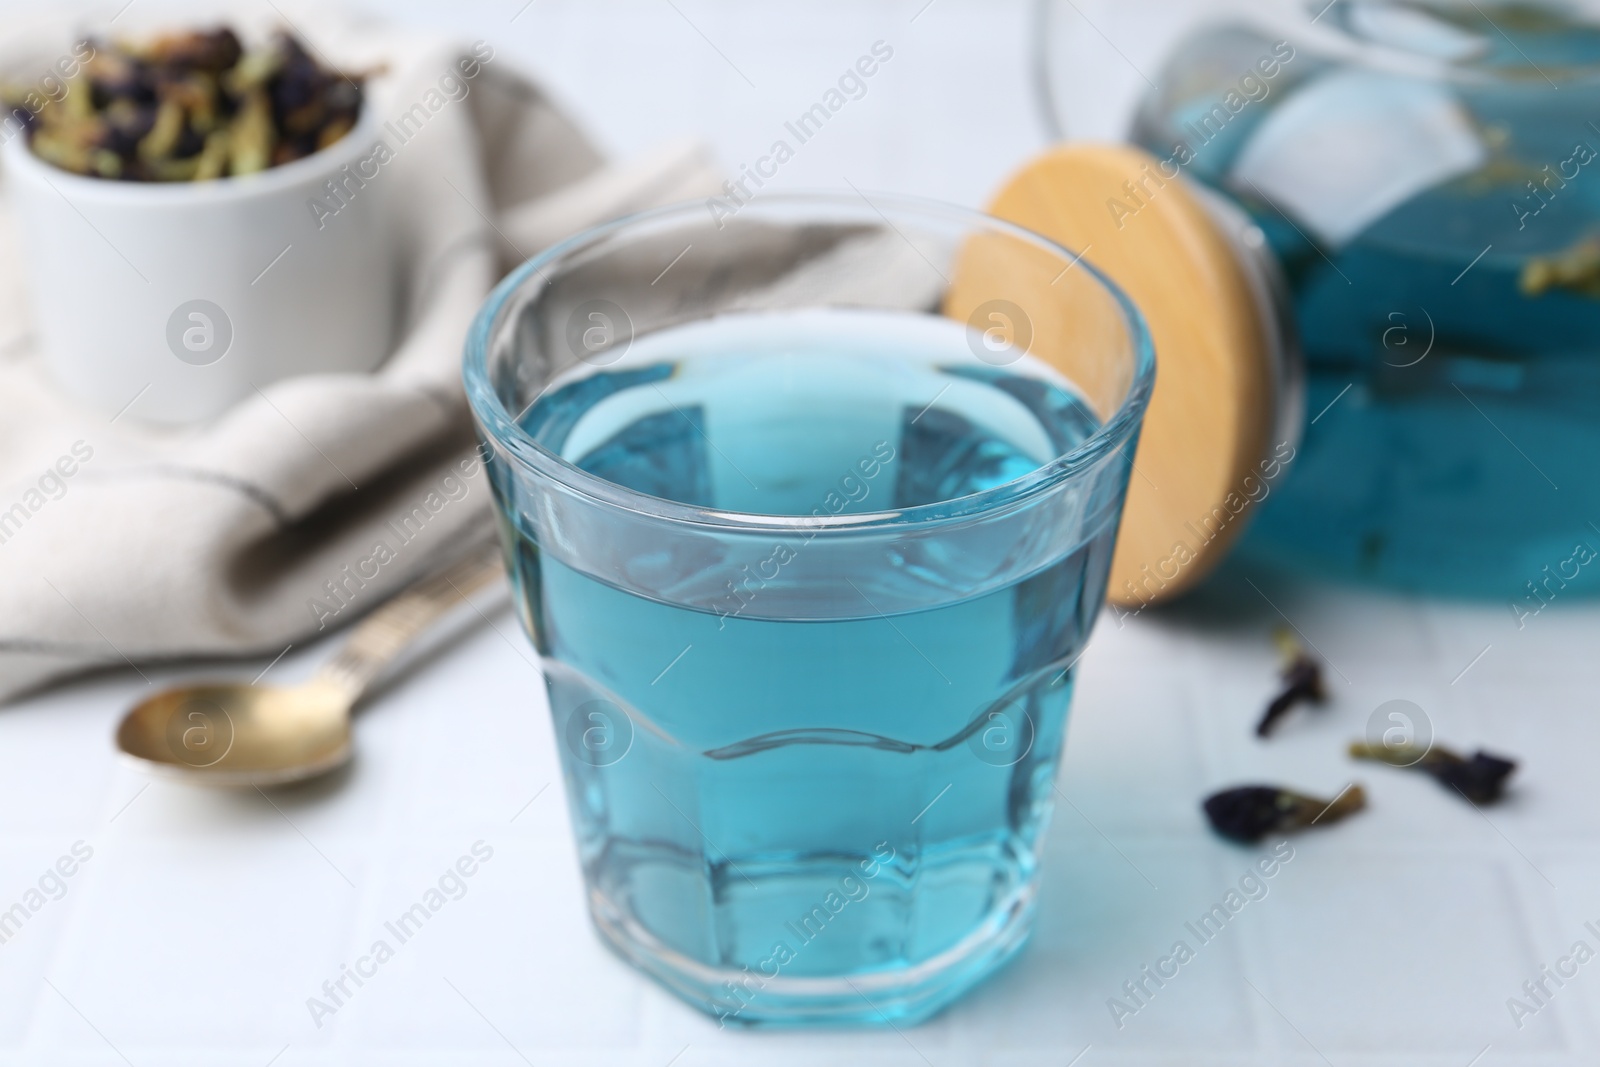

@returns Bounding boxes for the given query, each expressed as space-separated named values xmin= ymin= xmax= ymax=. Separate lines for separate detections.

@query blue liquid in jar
xmin=490 ymin=309 xmax=1118 ymax=1023
xmin=1135 ymin=10 xmax=1600 ymax=597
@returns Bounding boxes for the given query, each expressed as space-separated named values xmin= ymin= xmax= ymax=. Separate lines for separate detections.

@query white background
xmin=2 ymin=1 xmax=1599 ymax=1064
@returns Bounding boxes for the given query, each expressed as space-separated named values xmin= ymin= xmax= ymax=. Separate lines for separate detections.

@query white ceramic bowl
xmin=3 ymin=102 xmax=396 ymax=425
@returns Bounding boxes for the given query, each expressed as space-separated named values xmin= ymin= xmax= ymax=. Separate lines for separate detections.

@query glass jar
xmin=1045 ymin=0 xmax=1600 ymax=599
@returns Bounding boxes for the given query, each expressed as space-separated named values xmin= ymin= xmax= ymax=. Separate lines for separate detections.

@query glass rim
xmin=462 ymin=191 xmax=1156 ymax=535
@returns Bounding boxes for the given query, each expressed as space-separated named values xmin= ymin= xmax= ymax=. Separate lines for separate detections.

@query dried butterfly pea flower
xmin=94 ymin=107 xmax=151 ymax=171
xmin=1203 ymin=783 xmax=1366 ymax=843
xmin=131 ymin=28 xmax=243 ymax=74
xmin=137 ymin=98 xmax=185 ymax=162
xmin=60 ymin=75 xmax=94 ymax=123
xmin=224 ymin=46 xmax=285 ymax=95
xmin=1348 ymin=741 xmax=1517 ymax=804
xmin=3 ymin=26 xmax=362 ymax=182
xmin=1255 ymin=629 xmax=1327 ymax=737
xmin=159 ymin=73 xmax=219 ymax=133
xmin=316 ymin=114 xmax=354 ymax=151
xmin=1436 ymin=752 xmax=1518 ymax=805
xmin=84 ymin=50 xmax=148 ymax=104
xmin=148 ymin=154 xmax=198 ymax=182
xmin=228 ymin=90 xmax=274 ymax=175
xmin=192 ymin=129 xmax=231 ymax=181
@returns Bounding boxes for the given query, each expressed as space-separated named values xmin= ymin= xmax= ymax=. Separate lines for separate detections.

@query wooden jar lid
xmin=952 ymin=143 xmax=1280 ymax=608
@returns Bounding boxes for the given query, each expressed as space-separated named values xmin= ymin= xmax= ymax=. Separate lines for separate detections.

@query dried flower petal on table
xmin=1349 ymin=741 xmax=1517 ymax=804
xmin=1202 ymin=783 xmax=1365 ymax=843
xmin=1255 ymin=627 xmax=1327 ymax=737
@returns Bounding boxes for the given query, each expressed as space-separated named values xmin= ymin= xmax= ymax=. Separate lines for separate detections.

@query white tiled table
xmin=4 ymin=2 xmax=1599 ymax=1063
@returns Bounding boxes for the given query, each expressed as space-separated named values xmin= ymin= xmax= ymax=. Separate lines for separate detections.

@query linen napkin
xmin=0 ymin=5 xmax=721 ymax=704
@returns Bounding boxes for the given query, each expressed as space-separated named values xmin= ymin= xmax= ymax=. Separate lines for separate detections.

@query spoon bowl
xmin=116 ymin=680 xmax=353 ymax=787
xmin=113 ymin=545 xmax=504 ymax=787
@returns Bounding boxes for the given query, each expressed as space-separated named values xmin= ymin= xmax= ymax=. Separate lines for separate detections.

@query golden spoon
xmin=114 ymin=544 xmax=505 ymax=787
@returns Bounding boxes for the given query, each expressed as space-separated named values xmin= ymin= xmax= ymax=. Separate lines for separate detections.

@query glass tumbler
xmin=464 ymin=195 xmax=1154 ymax=1025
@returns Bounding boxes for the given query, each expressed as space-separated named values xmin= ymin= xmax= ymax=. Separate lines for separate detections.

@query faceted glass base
xmin=588 ymin=880 xmax=1037 ymax=1028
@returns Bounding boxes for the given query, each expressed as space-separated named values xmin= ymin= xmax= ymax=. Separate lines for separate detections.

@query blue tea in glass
xmin=465 ymin=197 xmax=1153 ymax=1024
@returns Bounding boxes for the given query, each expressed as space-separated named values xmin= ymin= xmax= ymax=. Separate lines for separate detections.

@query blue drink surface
xmin=493 ymin=309 xmax=1115 ymax=1023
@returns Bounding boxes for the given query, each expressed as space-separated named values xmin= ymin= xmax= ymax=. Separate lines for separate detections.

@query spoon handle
xmin=313 ymin=541 xmax=506 ymax=701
